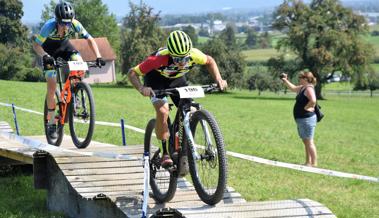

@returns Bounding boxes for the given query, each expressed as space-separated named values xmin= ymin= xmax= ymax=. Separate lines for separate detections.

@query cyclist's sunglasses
xmin=58 ymin=21 xmax=72 ymax=27
xmin=172 ymin=55 xmax=190 ymax=64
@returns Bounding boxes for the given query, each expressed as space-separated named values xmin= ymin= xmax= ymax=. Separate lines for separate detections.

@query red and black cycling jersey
xmin=133 ymin=48 xmax=208 ymax=79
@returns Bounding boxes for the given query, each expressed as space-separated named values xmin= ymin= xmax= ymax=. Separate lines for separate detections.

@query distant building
xmin=356 ymin=11 xmax=379 ymax=25
xmin=69 ymin=37 xmax=117 ymax=84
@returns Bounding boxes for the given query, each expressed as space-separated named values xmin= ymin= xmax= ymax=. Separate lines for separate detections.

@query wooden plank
xmin=181 ymin=206 xmax=334 ymax=218
xmin=0 ymin=148 xmax=33 ymax=164
xmin=55 ymin=156 xmax=121 ymax=163
xmin=124 ymin=199 xmax=334 ymax=218
xmin=57 ymin=160 xmax=142 ymax=170
xmin=0 ymin=122 xmax=12 ymax=133
xmin=66 ymin=172 xmax=145 ymax=182
xmin=71 ymin=178 xmax=144 ymax=188
xmin=83 ymin=146 xmax=144 ymax=153
xmin=75 ymin=184 xmax=144 ymax=194
xmin=81 ymin=190 xmax=142 ymax=199
xmin=0 ymin=133 xmax=336 ymax=218
xmin=61 ymin=167 xmax=143 ymax=176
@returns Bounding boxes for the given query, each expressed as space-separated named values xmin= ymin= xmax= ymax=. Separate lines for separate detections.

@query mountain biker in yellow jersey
xmin=33 ymin=1 xmax=104 ymax=139
xmin=128 ymin=30 xmax=227 ymax=168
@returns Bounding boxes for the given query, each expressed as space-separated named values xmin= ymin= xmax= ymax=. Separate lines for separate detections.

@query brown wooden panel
xmin=61 ymin=166 xmax=143 ymax=176
xmin=66 ymin=172 xmax=145 ymax=182
xmin=57 ymin=160 xmax=141 ymax=170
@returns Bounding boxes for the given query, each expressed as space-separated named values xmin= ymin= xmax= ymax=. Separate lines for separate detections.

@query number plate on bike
xmin=68 ymin=61 xmax=88 ymax=71
xmin=176 ymin=86 xmax=205 ymax=98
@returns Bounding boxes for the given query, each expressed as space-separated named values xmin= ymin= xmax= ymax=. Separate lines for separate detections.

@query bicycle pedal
xmin=167 ymin=165 xmax=177 ymax=173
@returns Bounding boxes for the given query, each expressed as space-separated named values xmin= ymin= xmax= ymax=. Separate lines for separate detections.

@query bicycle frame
xmin=146 ymin=84 xmax=227 ymax=205
xmin=170 ymin=95 xmax=214 ymax=172
xmin=56 ymin=67 xmax=85 ymax=125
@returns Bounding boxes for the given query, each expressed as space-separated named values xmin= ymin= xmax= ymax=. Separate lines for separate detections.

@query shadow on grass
xmin=0 ymin=164 xmax=33 ymax=177
xmin=233 ymin=95 xmax=294 ymax=101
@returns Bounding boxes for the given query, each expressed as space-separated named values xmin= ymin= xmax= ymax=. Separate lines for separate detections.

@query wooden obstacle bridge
xmin=0 ymin=121 xmax=336 ymax=218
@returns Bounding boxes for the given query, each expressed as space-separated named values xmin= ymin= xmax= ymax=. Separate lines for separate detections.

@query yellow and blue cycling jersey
xmin=34 ymin=18 xmax=92 ymax=45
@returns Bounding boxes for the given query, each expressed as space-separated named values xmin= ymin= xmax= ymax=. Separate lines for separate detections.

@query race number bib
xmin=68 ymin=61 xmax=88 ymax=71
xmin=176 ymin=86 xmax=205 ymax=99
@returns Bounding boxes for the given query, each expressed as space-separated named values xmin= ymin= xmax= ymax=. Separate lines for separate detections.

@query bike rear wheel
xmin=144 ymin=119 xmax=177 ymax=203
xmin=188 ymin=109 xmax=227 ymax=205
xmin=68 ymin=82 xmax=95 ymax=149
xmin=44 ymin=90 xmax=64 ymax=146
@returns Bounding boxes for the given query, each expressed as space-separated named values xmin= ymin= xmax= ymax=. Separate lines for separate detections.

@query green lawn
xmin=0 ymin=80 xmax=378 ymax=217
xmin=242 ymin=48 xmax=295 ymax=62
xmin=363 ymin=34 xmax=379 ymax=57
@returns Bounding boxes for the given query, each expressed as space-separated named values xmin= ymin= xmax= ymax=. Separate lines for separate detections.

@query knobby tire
xmin=144 ymin=119 xmax=177 ymax=203
xmin=68 ymin=82 xmax=95 ymax=149
xmin=188 ymin=109 xmax=227 ymax=205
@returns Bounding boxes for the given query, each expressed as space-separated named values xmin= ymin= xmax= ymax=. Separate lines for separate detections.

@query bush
xmin=371 ymin=30 xmax=379 ymax=36
xmin=0 ymin=43 xmax=43 ymax=82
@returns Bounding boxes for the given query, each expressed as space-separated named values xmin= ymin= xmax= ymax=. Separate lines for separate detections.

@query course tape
xmin=0 ymin=102 xmax=43 ymax=115
xmin=227 ymin=151 xmax=379 ymax=183
xmin=0 ymin=102 xmax=145 ymax=133
xmin=0 ymin=130 xmax=140 ymax=161
xmin=1 ymin=102 xmax=378 ymax=183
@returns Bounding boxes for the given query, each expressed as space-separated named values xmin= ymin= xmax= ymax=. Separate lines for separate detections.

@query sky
xmin=21 ymin=0 xmax=296 ymax=23
xmin=21 ymin=0 xmax=363 ymax=24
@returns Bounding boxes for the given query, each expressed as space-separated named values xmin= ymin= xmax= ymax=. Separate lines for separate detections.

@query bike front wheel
xmin=144 ymin=119 xmax=177 ymax=203
xmin=68 ymin=82 xmax=95 ymax=149
xmin=188 ymin=109 xmax=227 ymax=205
xmin=44 ymin=90 xmax=64 ymax=146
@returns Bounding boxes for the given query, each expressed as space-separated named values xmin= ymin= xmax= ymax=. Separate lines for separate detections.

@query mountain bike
xmin=44 ymin=57 xmax=102 ymax=148
xmin=144 ymin=84 xmax=227 ymax=205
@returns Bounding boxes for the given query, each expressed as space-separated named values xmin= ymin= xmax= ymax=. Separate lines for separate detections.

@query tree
xmin=368 ymin=72 xmax=379 ymax=97
xmin=354 ymin=71 xmax=379 ymax=97
xmin=258 ymin=31 xmax=271 ymax=49
xmin=272 ymin=0 xmax=374 ymax=99
xmin=247 ymin=72 xmax=271 ymax=95
xmin=120 ymin=1 xmax=165 ymax=77
xmin=73 ymin=0 xmax=120 ymax=54
xmin=40 ymin=0 xmax=120 ymax=56
xmin=0 ymin=44 xmax=43 ymax=81
xmin=245 ymin=28 xmax=258 ymax=48
xmin=198 ymin=24 xmax=210 ymax=37
xmin=182 ymin=25 xmax=198 ymax=46
xmin=219 ymin=24 xmax=237 ymax=48
xmin=188 ymin=38 xmax=245 ymax=88
xmin=0 ymin=0 xmax=28 ymax=46
xmin=39 ymin=1 xmax=57 ymax=27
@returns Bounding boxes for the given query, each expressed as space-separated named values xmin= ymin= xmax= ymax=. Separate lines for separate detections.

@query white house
xmin=69 ymin=37 xmax=117 ymax=84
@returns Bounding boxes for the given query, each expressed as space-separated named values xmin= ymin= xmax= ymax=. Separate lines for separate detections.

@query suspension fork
xmin=200 ymin=119 xmax=213 ymax=150
xmin=81 ymin=88 xmax=87 ymax=110
xmin=183 ymin=111 xmax=200 ymax=160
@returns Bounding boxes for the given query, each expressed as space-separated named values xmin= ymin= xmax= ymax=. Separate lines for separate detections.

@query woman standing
xmin=281 ymin=71 xmax=318 ymax=167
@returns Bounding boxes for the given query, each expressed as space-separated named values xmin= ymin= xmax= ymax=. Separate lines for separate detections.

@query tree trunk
xmin=315 ymin=83 xmax=324 ymax=100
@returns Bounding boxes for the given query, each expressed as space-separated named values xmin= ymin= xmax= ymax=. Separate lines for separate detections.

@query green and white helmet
xmin=167 ymin=30 xmax=192 ymax=57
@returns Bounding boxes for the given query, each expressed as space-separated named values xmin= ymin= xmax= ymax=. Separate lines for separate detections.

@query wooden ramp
xmin=0 ymin=122 xmax=336 ymax=218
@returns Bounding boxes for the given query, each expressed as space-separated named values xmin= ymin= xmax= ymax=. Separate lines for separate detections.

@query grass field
xmin=242 ymin=48 xmax=296 ymax=62
xmin=0 ymin=80 xmax=378 ymax=217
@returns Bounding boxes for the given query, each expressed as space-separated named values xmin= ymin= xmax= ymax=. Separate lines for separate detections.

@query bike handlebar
xmin=153 ymin=84 xmax=221 ymax=96
xmin=54 ymin=57 xmax=102 ymax=68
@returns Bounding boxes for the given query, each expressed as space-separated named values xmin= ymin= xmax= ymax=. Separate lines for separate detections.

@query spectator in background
xmin=280 ymin=71 xmax=318 ymax=167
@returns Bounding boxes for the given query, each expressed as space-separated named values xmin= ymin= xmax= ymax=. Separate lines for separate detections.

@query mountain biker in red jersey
xmin=128 ymin=30 xmax=227 ymax=168
xmin=33 ymin=1 xmax=104 ymax=139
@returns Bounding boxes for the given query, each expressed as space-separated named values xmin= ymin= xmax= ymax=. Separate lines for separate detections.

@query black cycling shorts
xmin=144 ymin=70 xmax=188 ymax=106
